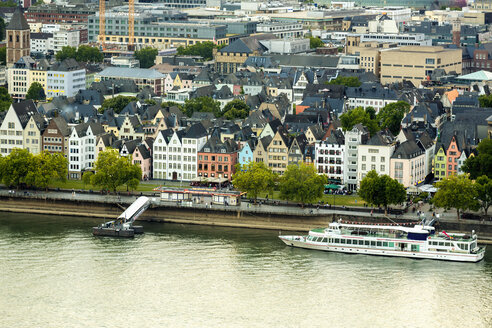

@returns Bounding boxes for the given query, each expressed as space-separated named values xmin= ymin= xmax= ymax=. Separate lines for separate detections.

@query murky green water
xmin=0 ymin=213 xmax=491 ymax=327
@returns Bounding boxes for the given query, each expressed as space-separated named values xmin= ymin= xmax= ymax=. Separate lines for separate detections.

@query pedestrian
xmin=370 ymin=210 xmax=373 ymax=216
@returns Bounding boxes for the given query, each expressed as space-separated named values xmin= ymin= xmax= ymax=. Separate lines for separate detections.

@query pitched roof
xmin=7 ymin=7 xmax=29 ymax=30
xmin=12 ymin=100 xmax=38 ymax=129
xmin=98 ymin=67 xmax=165 ymax=79
xmin=184 ymin=123 xmax=208 ymax=139
xmin=392 ymin=140 xmax=424 ymax=159
xmin=219 ymin=39 xmax=252 ymax=54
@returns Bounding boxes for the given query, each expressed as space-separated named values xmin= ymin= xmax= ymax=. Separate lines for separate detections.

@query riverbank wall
xmin=1 ymin=194 xmax=491 ymax=243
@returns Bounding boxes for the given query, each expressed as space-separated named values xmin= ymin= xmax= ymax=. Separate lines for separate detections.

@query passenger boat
xmin=279 ymin=219 xmax=486 ymax=262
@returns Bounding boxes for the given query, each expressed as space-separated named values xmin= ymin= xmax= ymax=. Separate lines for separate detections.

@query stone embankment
xmin=0 ymin=189 xmax=491 ymax=243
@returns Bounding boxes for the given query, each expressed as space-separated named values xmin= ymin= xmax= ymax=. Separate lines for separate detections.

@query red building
xmin=446 ymin=135 xmax=461 ymax=177
xmin=26 ymin=5 xmax=95 ymax=24
xmin=197 ymin=137 xmax=238 ymax=181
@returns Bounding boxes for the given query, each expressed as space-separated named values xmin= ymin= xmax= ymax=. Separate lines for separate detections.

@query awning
xmin=324 ymin=184 xmax=341 ymax=190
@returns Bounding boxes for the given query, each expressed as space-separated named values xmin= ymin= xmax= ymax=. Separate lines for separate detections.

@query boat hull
xmin=93 ymin=227 xmax=135 ymax=238
xmin=279 ymin=236 xmax=485 ymax=263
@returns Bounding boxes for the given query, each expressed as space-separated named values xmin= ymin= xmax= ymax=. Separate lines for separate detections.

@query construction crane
xmin=98 ymin=0 xmax=105 ymax=49
xmin=128 ymin=0 xmax=135 ymax=51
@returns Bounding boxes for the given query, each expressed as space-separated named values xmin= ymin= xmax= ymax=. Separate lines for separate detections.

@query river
xmin=0 ymin=213 xmax=491 ymax=328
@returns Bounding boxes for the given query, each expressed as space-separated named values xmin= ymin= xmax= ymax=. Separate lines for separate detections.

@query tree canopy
xmin=0 ymin=87 xmax=12 ymax=112
xmin=134 ymin=47 xmax=158 ymax=68
xmin=432 ymin=175 xmax=479 ymax=219
xmin=25 ymin=82 xmax=46 ymax=102
xmin=90 ymin=149 xmax=142 ymax=192
xmin=183 ymin=96 xmax=221 ymax=118
xmin=0 ymin=149 xmax=68 ymax=189
xmin=99 ymin=95 xmax=137 ymax=114
xmin=279 ymin=162 xmax=326 ymax=204
xmin=0 ymin=17 xmax=5 ymax=41
xmin=359 ymin=170 xmax=406 ymax=213
xmin=309 ymin=37 xmax=324 ymax=49
xmin=0 ymin=47 xmax=5 ymax=66
xmin=462 ymin=139 xmax=492 ymax=179
xmin=232 ymin=162 xmax=277 ymax=200
xmin=340 ymin=101 xmax=410 ymax=136
xmin=221 ymin=99 xmax=250 ymax=120
xmin=340 ymin=107 xmax=379 ymax=135
xmin=176 ymin=41 xmax=224 ymax=61
xmin=55 ymin=45 xmax=103 ymax=63
xmin=377 ymin=101 xmax=410 ymax=136
xmin=326 ymin=76 xmax=361 ymax=87
xmin=475 ymin=175 xmax=492 ymax=216
xmin=478 ymin=94 xmax=492 ymax=108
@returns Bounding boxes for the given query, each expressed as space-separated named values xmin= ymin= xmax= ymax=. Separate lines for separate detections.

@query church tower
xmin=6 ymin=7 xmax=30 ymax=66
xmin=452 ymin=18 xmax=461 ymax=48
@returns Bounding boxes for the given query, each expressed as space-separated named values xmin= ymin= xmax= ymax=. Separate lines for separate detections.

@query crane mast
xmin=98 ymin=0 xmax=105 ymax=48
xmin=128 ymin=0 xmax=135 ymax=50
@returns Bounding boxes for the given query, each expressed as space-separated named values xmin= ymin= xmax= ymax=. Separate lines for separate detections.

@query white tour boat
xmin=279 ymin=219 xmax=486 ymax=262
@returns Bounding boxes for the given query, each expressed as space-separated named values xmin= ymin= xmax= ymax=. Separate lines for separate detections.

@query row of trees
xmin=56 ymin=45 xmax=104 ymax=63
xmin=326 ymin=76 xmax=361 ymax=87
xmin=340 ymin=101 xmax=411 ymax=136
xmin=0 ymin=149 xmax=68 ymax=189
xmin=232 ymin=162 xmax=326 ymax=204
xmin=176 ymin=42 xmax=225 ymax=61
xmin=182 ymin=97 xmax=250 ymax=119
xmin=433 ymin=174 xmax=492 ymax=218
xmin=82 ymin=149 xmax=142 ymax=192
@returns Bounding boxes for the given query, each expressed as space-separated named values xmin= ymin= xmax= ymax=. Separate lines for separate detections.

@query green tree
xmin=0 ymin=1 xmax=17 ymax=7
xmin=475 ymin=175 xmax=492 ymax=216
xmin=176 ymin=41 xmax=219 ymax=61
xmin=0 ymin=17 xmax=5 ymax=41
xmin=75 ymin=45 xmax=103 ymax=63
xmin=55 ymin=46 xmax=77 ymax=62
xmin=26 ymin=151 xmax=68 ymax=190
xmin=462 ymin=139 xmax=492 ymax=179
xmin=326 ymin=76 xmax=361 ymax=87
xmin=0 ymin=47 xmax=5 ymax=65
xmin=309 ymin=37 xmax=324 ymax=49
xmin=134 ymin=47 xmax=158 ymax=68
xmin=90 ymin=149 xmax=141 ymax=192
xmin=0 ymin=87 xmax=12 ymax=112
xmin=183 ymin=96 xmax=221 ymax=117
xmin=82 ymin=171 xmax=94 ymax=187
xmin=339 ymin=107 xmax=379 ymax=135
xmin=25 ymin=82 xmax=46 ymax=102
xmin=279 ymin=162 xmax=326 ymax=205
xmin=99 ymin=95 xmax=137 ymax=114
xmin=376 ymin=101 xmax=410 ymax=136
xmin=161 ymin=101 xmax=183 ymax=110
xmin=359 ymin=170 xmax=406 ymax=214
xmin=432 ymin=175 xmax=479 ymax=220
xmin=144 ymin=99 xmax=157 ymax=105
xmin=222 ymin=99 xmax=250 ymax=119
xmin=478 ymin=94 xmax=492 ymax=108
xmin=232 ymin=162 xmax=276 ymax=201
xmin=0 ymin=148 xmax=35 ymax=188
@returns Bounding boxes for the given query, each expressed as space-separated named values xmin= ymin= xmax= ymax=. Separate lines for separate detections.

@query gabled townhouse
xmin=305 ymin=124 xmax=325 ymax=145
xmin=117 ymin=115 xmax=145 ymax=141
xmin=133 ymin=144 xmax=152 ymax=180
xmin=238 ymin=140 xmax=254 ymax=166
xmin=253 ymin=136 xmax=272 ymax=164
xmin=288 ymin=134 xmax=307 ymax=166
xmin=153 ymin=123 xmax=208 ymax=181
xmin=433 ymin=145 xmax=447 ymax=181
xmin=357 ymin=130 xmax=395 ymax=184
xmin=315 ymin=129 xmax=345 ymax=184
xmin=390 ymin=140 xmax=426 ymax=188
xmin=42 ymin=116 xmax=71 ymax=157
xmin=68 ymin=122 xmax=106 ymax=179
xmin=445 ymin=135 xmax=462 ymax=177
xmin=266 ymin=128 xmax=290 ymax=175
xmin=343 ymin=124 xmax=369 ymax=191
xmin=23 ymin=113 xmax=46 ymax=155
xmin=95 ymin=133 xmax=116 ymax=161
xmin=0 ymin=100 xmax=38 ymax=155
xmin=258 ymin=118 xmax=282 ymax=139
xmin=197 ymin=136 xmax=239 ymax=181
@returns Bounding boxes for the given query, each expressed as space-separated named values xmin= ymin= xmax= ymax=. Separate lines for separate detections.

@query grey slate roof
xmin=12 ymin=100 xmax=38 ymax=129
xmin=392 ymin=140 xmax=424 ymax=159
xmin=51 ymin=58 xmax=81 ymax=72
xmin=98 ymin=67 xmax=165 ymax=79
xmin=7 ymin=7 xmax=29 ymax=30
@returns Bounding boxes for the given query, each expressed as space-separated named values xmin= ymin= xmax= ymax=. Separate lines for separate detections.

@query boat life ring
xmin=452 ymin=248 xmax=455 ymax=251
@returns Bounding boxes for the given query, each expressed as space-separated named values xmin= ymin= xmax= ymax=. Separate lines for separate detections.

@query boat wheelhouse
xmin=279 ymin=220 xmax=485 ymax=262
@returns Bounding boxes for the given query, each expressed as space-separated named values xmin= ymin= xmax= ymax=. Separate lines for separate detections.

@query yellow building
xmin=348 ymin=41 xmax=399 ymax=78
xmin=8 ymin=57 xmax=49 ymax=101
xmin=379 ymin=46 xmax=462 ymax=86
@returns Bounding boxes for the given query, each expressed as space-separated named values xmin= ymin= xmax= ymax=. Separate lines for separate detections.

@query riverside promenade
xmin=0 ymin=187 xmax=491 ymax=241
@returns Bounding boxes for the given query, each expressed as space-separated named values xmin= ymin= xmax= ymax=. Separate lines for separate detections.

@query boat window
xmin=389 ymin=242 xmax=394 ymax=247
xmin=359 ymin=240 xmax=364 ymax=245
xmin=445 ymin=242 xmax=451 ymax=247
xmin=370 ymin=241 xmax=376 ymax=246
xmin=335 ymin=238 xmax=340 ymax=244
xmin=377 ymin=241 xmax=382 ymax=247
xmin=464 ymin=244 xmax=468 ymax=250
xmin=346 ymin=239 xmax=351 ymax=244
xmin=341 ymin=239 xmax=346 ymax=244
xmin=439 ymin=242 xmax=444 ymax=246
xmin=322 ymin=238 xmax=327 ymax=243
xmin=365 ymin=241 xmax=369 ymax=246
xmin=383 ymin=242 xmax=388 ymax=247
